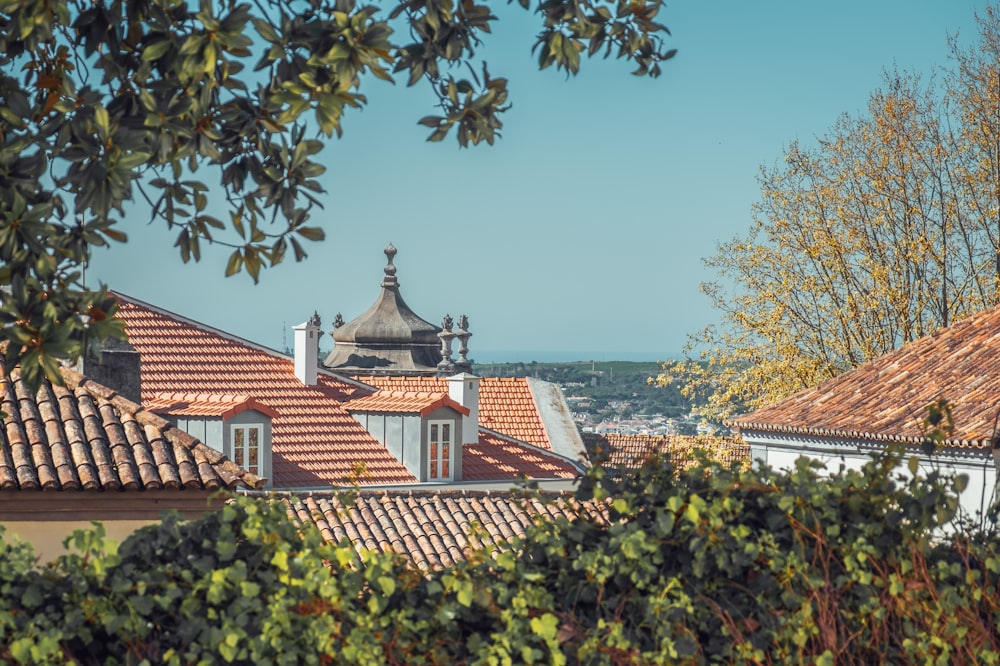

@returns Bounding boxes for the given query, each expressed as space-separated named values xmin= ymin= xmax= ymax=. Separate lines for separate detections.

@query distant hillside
xmin=473 ymin=350 xmax=677 ymax=363
xmin=471 ymin=360 xmax=691 ymax=418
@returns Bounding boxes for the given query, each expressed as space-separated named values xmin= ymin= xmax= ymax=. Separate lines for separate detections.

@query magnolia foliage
xmin=0 ymin=0 xmax=676 ymax=388
xmin=660 ymin=6 xmax=1000 ymax=421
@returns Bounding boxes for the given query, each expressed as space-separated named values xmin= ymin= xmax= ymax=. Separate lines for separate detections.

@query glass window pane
xmin=430 ymin=424 xmax=438 ymax=442
xmin=442 ymin=423 xmax=450 ymax=441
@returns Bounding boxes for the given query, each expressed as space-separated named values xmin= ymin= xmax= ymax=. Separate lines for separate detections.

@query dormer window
xmin=427 ymin=420 xmax=453 ymax=481
xmin=232 ymin=424 xmax=263 ymax=475
xmin=346 ymin=390 xmax=469 ymax=483
xmin=146 ymin=393 xmax=278 ymax=487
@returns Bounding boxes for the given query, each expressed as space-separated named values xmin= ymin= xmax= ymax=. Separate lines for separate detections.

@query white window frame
xmin=426 ymin=420 xmax=454 ymax=482
xmin=231 ymin=424 xmax=263 ymax=475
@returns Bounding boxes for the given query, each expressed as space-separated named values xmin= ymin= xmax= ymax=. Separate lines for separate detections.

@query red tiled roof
xmin=114 ymin=295 xmax=417 ymax=487
xmin=355 ymin=376 xmax=552 ymax=450
xmin=464 ymin=432 xmax=580 ymax=481
xmin=146 ymin=393 xmax=280 ymax=419
xmin=729 ymin=304 xmax=1000 ymax=449
xmin=345 ymin=391 xmax=470 ymax=417
xmin=0 ymin=368 xmax=262 ymax=491
xmin=282 ymin=490 xmax=605 ymax=571
xmin=582 ymin=433 xmax=750 ymax=471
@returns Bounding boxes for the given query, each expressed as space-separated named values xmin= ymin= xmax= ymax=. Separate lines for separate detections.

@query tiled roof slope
xmin=282 ymin=489 xmax=605 ymax=570
xmin=345 ymin=391 xmax=469 ymax=416
xmin=464 ymin=432 xmax=580 ymax=481
xmin=478 ymin=378 xmax=551 ymax=449
xmin=0 ymin=367 xmax=262 ymax=491
xmin=355 ymin=376 xmax=552 ymax=450
xmin=146 ymin=393 xmax=279 ymax=419
xmin=582 ymin=433 xmax=750 ymax=471
xmin=729 ymin=304 xmax=1000 ymax=448
xmin=114 ymin=295 xmax=417 ymax=487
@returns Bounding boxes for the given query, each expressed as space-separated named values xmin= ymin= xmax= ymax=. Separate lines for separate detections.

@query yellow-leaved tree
xmin=660 ymin=6 xmax=1000 ymax=421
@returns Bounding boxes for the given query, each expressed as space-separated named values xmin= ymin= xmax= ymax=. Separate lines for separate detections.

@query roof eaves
xmin=62 ymin=367 xmax=268 ymax=489
xmin=221 ymin=397 xmax=280 ymax=421
xmin=735 ymin=422 xmax=991 ymax=451
xmin=112 ymin=290 xmax=289 ymax=359
xmin=420 ymin=395 xmax=470 ymax=417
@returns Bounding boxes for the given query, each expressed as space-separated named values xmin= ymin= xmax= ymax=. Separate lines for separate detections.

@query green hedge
xmin=2 ymin=452 xmax=999 ymax=664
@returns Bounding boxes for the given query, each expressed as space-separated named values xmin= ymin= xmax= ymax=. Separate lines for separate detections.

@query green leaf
xmin=94 ymin=106 xmax=110 ymax=138
xmin=116 ymin=151 xmax=151 ymax=170
xmin=251 ymin=17 xmax=281 ymax=43
xmin=530 ymin=613 xmax=559 ymax=642
xmin=218 ymin=633 xmax=239 ymax=662
xmin=295 ymin=226 xmax=325 ymax=242
xmin=315 ymin=93 xmax=344 ymax=137
xmin=101 ymin=228 xmax=128 ymax=243
xmin=290 ymin=237 xmax=308 ymax=261
xmin=225 ymin=250 xmax=243 ymax=277
xmin=141 ymin=39 xmax=172 ymax=61
xmin=456 ymin=580 xmax=473 ymax=607
xmin=377 ymin=576 xmax=396 ymax=596
xmin=427 ymin=126 xmax=449 ymax=142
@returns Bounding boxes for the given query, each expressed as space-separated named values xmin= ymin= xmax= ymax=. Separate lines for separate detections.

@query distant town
xmin=470 ymin=359 xmax=721 ymax=437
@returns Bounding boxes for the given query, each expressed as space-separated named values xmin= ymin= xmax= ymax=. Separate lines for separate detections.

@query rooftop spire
xmin=382 ymin=243 xmax=398 ymax=288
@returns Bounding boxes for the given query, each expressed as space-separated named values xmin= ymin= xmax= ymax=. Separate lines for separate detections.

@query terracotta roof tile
xmin=0 ymin=368 xmax=263 ymax=492
xmin=114 ymin=296 xmax=417 ymax=487
xmin=355 ymin=376 xmax=552 ymax=450
xmin=282 ymin=489 xmax=606 ymax=571
xmin=345 ymin=391 xmax=469 ymax=416
xmin=464 ymin=432 xmax=580 ymax=481
xmin=728 ymin=304 xmax=1000 ymax=449
xmin=146 ymin=393 xmax=279 ymax=419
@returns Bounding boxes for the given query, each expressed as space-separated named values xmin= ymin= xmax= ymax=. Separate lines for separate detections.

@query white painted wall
xmin=746 ymin=432 xmax=997 ymax=525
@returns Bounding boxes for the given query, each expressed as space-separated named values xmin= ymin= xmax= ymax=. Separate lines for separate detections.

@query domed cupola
xmin=323 ymin=244 xmax=444 ymax=374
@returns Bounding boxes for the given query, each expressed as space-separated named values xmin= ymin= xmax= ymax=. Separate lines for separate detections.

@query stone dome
xmin=323 ymin=244 xmax=443 ymax=375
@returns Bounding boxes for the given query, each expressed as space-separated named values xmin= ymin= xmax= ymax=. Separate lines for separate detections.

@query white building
xmin=729 ymin=304 xmax=1000 ymax=522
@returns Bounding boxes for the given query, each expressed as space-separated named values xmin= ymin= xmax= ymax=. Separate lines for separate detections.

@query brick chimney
xmin=448 ymin=373 xmax=480 ymax=445
xmin=82 ymin=336 xmax=142 ymax=404
xmin=293 ymin=313 xmax=322 ymax=386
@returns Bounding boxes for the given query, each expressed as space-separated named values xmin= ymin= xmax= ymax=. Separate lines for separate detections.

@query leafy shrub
xmin=1 ymin=451 xmax=999 ymax=664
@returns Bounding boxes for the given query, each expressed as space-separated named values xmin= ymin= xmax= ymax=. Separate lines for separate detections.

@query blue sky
xmin=89 ymin=0 xmax=993 ymax=362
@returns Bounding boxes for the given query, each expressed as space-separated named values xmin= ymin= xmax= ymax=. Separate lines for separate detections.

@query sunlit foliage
xmin=660 ymin=6 xmax=1000 ymax=420
xmin=2 ymin=452 xmax=999 ymax=663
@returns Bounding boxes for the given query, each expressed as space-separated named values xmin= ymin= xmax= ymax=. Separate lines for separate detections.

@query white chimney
xmin=448 ymin=373 xmax=480 ymax=445
xmin=293 ymin=313 xmax=322 ymax=386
